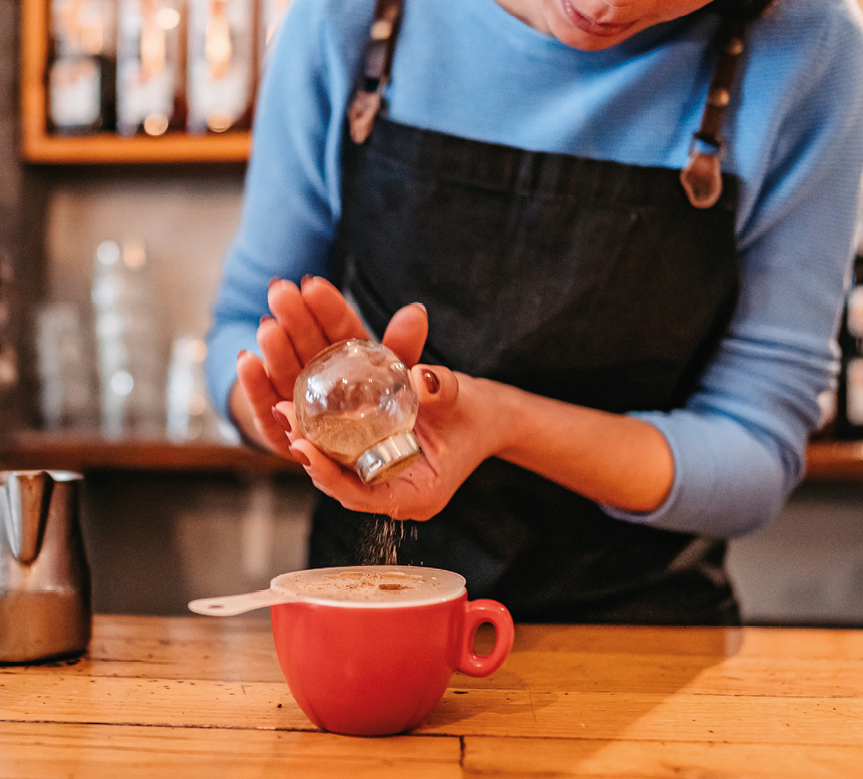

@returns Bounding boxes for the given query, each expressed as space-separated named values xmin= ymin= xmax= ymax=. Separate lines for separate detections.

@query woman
xmin=207 ymin=0 xmax=863 ymax=623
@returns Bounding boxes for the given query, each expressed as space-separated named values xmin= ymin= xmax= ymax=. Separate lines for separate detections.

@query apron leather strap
xmin=348 ymin=0 xmax=747 ymax=208
xmin=347 ymin=0 xmax=403 ymax=144
xmin=680 ymin=17 xmax=747 ymax=209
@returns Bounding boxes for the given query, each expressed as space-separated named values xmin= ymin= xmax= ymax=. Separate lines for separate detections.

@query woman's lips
xmin=561 ymin=1 xmax=636 ymax=38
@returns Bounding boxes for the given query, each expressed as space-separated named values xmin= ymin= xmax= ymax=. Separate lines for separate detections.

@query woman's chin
xmin=550 ymin=0 xmax=639 ymax=50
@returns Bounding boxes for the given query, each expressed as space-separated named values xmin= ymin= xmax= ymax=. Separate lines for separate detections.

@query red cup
xmin=269 ymin=565 xmax=514 ymax=736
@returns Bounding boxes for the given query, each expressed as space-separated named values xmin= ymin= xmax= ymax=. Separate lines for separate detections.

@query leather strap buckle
xmin=680 ymin=138 xmax=723 ymax=209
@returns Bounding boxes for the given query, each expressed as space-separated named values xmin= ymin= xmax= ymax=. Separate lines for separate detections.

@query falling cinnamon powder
xmin=360 ymin=516 xmax=403 ymax=565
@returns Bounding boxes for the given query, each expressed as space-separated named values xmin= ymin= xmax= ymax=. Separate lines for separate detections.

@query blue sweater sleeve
xmin=605 ymin=5 xmax=863 ymax=536
xmin=205 ymin=0 xmax=366 ymax=417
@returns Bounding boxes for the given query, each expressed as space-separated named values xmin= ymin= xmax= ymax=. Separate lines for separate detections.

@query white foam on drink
xmin=270 ymin=565 xmax=466 ymax=608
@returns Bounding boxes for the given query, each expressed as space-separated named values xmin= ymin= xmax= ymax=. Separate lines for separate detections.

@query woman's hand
xmin=272 ymin=366 xmax=504 ymax=521
xmin=238 ymin=278 xmax=675 ymax=515
xmin=232 ymin=276 xmax=429 ymax=455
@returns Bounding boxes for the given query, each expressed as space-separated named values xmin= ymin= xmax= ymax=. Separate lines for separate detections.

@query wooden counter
xmin=2 ymin=616 xmax=862 ymax=777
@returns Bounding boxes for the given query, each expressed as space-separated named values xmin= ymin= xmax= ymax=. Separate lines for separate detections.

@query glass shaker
xmin=294 ymin=339 xmax=421 ymax=484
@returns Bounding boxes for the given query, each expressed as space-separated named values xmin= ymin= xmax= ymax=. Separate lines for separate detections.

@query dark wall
xmin=0 ymin=0 xmax=48 ymax=436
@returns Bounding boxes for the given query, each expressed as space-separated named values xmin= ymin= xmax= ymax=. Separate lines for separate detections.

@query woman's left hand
xmin=272 ymin=365 xmax=501 ymax=521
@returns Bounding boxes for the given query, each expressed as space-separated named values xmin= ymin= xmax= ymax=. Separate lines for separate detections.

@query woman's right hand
xmin=232 ymin=276 xmax=429 ymax=456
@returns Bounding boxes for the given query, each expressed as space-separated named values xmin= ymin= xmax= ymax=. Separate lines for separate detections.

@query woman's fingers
xmin=257 ymin=316 xmax=302 ymax=399
xmin=300 ymin=276 xmax=370 ymax=343
xmin=382 ymin=303 xmax=428 ymax=367
xmin=276 ymin=397 xmax=423 ymax=517
xmin=273 ymin=404 xmax=369 ymax=499
xmin=268 ymin=279 xmax=329 ymax=363
xmin=272 ymin=275 xmax=427 ymax=368
xmin=236 ymin=351 xmax=293 ymax=457
xmin=413 ymin=364 xmax=459 ymax=410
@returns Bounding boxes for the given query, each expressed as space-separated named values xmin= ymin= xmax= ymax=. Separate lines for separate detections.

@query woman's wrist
xmin=472 ymin=378 xmax=674 ymax=513
xmin=228 ymin=381 xmax=273 ymax=452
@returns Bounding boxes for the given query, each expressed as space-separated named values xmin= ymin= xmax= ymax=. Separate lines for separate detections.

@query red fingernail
xmin=238 ymin=349 xmax=248 ymax=360
xmin=260 ymin=314 xmax=274 ymax=326
xmin=421 ymin=369 xmax=440 ymax=394
xmin=301 ymin=274 xmax=314 ymax=290
xmin=269 ymin=277 xmax=281 ymax=289
xmin=290 ymin=446 xmax=311 ymax=467
xmin=272 ymin=406 xmax=291 ymax=433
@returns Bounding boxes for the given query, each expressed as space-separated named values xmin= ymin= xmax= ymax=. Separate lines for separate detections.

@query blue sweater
xmin=208 ymin=0 xmax=863 ymax=538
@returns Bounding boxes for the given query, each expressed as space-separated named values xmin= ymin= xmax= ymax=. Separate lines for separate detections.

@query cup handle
xmin=456 ymin=599 xmax=515 ymax=677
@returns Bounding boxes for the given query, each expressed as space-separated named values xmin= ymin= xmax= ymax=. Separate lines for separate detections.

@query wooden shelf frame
xmin=0 ymin=430 xmax=861 ymax=482
xmin=803 ymin=439 xmax=863 ymax=482
xmin=0 ymin=430 xmax=301 ymax=474
xmin=19 ymin=0 xmax=252 ymax=164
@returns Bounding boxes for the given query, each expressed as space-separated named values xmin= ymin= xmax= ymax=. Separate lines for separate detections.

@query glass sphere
xmin=294 ymin=339 xmax=421 ymax=483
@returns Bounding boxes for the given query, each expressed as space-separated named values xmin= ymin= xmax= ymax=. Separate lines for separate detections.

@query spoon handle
xmin=188 ymin=589 xmax=293 ymax=616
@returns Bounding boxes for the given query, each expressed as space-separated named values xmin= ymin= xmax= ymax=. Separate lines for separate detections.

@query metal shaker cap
xmin=355 ymin=431 xmax=421 ymax=484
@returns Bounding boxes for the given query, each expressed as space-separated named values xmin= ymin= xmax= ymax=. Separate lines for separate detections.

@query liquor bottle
xmin=836 ymin=254 xmax=863 ymax=439
xmin=186 ymin=0 xmax=255 ymax=134
xmin=116 ymin=0 xmax=187 ymax=137
xmin=48 ymin=0 xmax=117 ymax=135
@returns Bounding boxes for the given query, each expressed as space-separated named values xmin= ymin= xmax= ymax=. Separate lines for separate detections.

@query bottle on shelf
xmin=48 ymin=0 xmax=117 ymax=135
xmin=186 ymin=0 xmax=255 ymax=134
xmin=836 ymin=254 xmax=863 ymax=439
xmin=0 ymin=248 xmax=18 ymax=400
xmin=116 ymin=0 xmax=187 ymax=137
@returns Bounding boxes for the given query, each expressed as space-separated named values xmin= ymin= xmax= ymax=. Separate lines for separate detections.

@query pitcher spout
xmin=2 ymin=470 xmax=54 ymax=565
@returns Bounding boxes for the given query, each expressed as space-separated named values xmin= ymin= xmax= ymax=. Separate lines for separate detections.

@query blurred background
xmin=2 ymin=0 xmax=863 ymax=624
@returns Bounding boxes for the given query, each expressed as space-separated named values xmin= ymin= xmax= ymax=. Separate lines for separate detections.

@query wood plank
xmin=17 ymin=615 xmax=287 ymax=683
xmin=0 ymin=722 xmax=461 ymax=779
xmin=10 ymin=620 xmax=863 ymax=700
xmin=3 ymin=674 xmax=863 ymax=745
xmin=504 ymin=625 xmax=863 ymax=660
xmin=420 ymin=689 xmax=863 ymax=744
xmin=463 ymin=736 xmax=863 ymax=778
xmin=0 ymin=674 xmax=312 ymax=730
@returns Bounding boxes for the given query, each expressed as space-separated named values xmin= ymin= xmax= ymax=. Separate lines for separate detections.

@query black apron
xmin=308 ymin=6 xmax=745 ymax=626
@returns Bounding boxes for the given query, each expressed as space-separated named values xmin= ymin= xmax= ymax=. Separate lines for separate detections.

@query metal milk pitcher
xmin=0 ymin=470 xmax=91 ymax=663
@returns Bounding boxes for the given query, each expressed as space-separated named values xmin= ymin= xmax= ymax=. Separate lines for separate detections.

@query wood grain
xmin=3 ymin=617 xmax=863 ymax=777
xmin=0 ymin=722 xmax=461 ymax=779
xmin=463 ymin=737 xmax=863 ymax=778
xmin=4 ymin=664 xmax=863 ymax=744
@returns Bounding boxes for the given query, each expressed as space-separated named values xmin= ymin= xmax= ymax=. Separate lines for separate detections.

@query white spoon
xmin=188 ymin=588 xmax=296 ymax=617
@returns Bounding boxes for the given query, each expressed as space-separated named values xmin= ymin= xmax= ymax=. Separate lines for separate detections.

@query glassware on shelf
xmin=838 ymin=254 xmax=863 ymax=439
xmin=187 ymin=0 xmax=255 ymax=134
xmin=293 ymin=339 xmax=421 ymax=484
xmin=166 ymin=334 xmax=236 ymax=443
xmin=116 ymin=0 xmax=186 ymax=137
xmin=48 ymin=0 xmax=117 ymax=135
xmin=35 ymin=302 xmax=98 ymax=432
xmin=91 ymin=238 xmax=166 ymax=438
